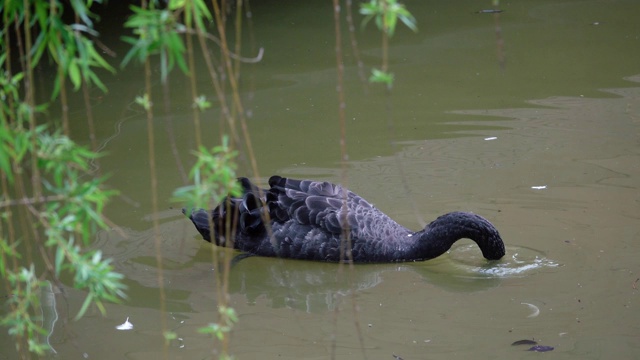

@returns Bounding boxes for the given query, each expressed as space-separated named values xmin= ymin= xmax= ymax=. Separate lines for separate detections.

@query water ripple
xmin=448 ymin=244 xmax=559 ymax=278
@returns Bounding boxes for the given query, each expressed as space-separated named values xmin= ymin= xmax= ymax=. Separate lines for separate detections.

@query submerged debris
xmin=528 ymin=345 xmax=555 ymax=352
xmin=512 ymin=339 xmax=554 ymax=352
xmin=511 ymin=339 xmax=537 ymax=346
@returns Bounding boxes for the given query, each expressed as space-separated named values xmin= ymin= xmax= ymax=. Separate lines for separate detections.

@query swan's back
xmin=191 ymin=176 xmax=410 ymax=261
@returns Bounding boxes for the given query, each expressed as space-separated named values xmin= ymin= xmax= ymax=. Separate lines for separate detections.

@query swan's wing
xmin=267 ymin=175 xmax=375 ymax=236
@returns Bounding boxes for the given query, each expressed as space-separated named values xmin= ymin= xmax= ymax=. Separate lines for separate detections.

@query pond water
xmin=3 ymin=0 xmax=640 ymax=359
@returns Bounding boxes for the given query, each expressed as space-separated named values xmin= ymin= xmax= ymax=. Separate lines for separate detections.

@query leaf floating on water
xmin=116 ymin=317 xmax=133 ymax=330
xmin=511 ymin=339 xmax=538 ymax=346
xmin=528 ymin=345 xmax=554 ymax=352
xmin=521 ymin=302 xmax=541 ymax=318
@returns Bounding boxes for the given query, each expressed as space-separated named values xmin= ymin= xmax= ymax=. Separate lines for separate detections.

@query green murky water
xmin=3 ymin=0 xmax=640 ymax=358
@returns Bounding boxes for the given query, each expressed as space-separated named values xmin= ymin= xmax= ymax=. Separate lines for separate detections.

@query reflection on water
xmin=39 ymin=281 xmax=60 ymax=355
xmin=90 ymin=220 xmax=557 ymax=315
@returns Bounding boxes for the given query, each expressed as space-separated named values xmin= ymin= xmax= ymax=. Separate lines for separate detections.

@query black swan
xmin=183 ymin=176 xmax=505 ymax=263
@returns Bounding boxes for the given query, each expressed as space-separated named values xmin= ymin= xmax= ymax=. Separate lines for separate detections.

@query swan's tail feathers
xmin=183 ymin=208 xmax=213 ymax=242
xmin=183 ymin=177 xmax=271 ymax=245
xmin=239 ymin=192 xmax=266 ymax=235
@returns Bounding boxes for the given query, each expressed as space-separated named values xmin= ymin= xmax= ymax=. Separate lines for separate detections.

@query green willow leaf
xmin=75 ymin=292 xmax=94 ymax=320
xmin=54 ymin=246 xmax=65 ymax=277
xmin=68 ymin=60 xmax=82 ymax=90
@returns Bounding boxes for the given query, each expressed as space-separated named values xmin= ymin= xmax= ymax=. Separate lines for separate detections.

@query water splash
xmin=448 ymin=244 xmax=559 ymax=278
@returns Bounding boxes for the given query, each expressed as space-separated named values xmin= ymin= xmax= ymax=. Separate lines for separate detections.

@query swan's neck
xmin=410 ymin=212 xmax=505 ymax=261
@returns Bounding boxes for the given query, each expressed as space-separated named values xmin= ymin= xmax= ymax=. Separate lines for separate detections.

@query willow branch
xmin=179 ymin=27 xmax=264 ymax=63
xmin=0 ymin=195 xmax=66 ymax=208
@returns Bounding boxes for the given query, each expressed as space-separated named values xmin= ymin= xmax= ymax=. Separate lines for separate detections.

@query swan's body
xmin=183 ymin=176 xmax=505 ymax=263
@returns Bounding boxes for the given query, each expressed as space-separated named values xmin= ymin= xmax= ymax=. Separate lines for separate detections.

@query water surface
xmin=3 ymin=0 xmax=640 ymax=359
